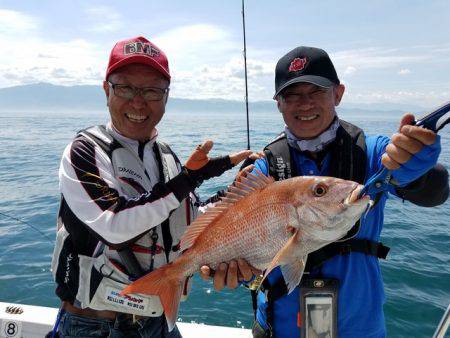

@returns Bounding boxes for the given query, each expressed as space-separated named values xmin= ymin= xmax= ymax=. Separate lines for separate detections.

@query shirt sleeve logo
xmin=288 ymin=57 xmax=308 ymax=72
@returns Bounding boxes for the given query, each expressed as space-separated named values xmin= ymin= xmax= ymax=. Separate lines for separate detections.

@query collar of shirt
xmin=107 ymin=122 xmax=158 ymax=147
xmin=285 ymin=117 xmax=340 ymax=153
xmin=107 ymin=122 xmax=160 ymax=186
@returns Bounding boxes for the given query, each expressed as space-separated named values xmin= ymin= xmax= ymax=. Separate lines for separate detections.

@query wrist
xmin=167 ymin=170 xmax=197 ymax=201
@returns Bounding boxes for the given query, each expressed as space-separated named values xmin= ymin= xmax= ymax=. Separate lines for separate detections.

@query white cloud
xmin=344 ymin=66 xmax=357 ymax=75
xmin=85 ymin=6 xmax=122 ymax=32
xmin=0 ymin=9 xmax=107 ymax=87
xmin=412 ymin=44 xmax=450 ymax=53
xmin=0 ymin=9 xmax=38 ymax=33
xmin=156 ymin=24 xmax=231 ymax=48
xmin=0 ymin=21 xmax=259 ymax=93
xmin=247 ymin=59 xmax=274 ymax=77
xmin=168 ymin=55 xmax=274 ymax=100
xmin=0 ymin=11 xmax=447 ymax=106
xmin=332 ymin=47 xmax=429 ymax=71
xmin=332 ymin=47 xmax=450 ymax=106
xmin=398 ymin=68 xmax=411 ymax=75
xmin=0 ymin=37 xmax=107 ymax=87
xmin=148 ymin=24 xmax=274 ymax=100
xmin=154 ymin=24 xmax=236 ymax=71
xmin=345 ymin=89 xmax=450 ymax=107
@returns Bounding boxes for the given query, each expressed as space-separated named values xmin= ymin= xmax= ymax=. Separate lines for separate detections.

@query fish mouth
xmin=343 ymin=184 xmax=372 ymax=207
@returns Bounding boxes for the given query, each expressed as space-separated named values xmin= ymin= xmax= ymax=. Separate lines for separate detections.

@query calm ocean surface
xmin=0 ymin=107 xmax=449 ymax=337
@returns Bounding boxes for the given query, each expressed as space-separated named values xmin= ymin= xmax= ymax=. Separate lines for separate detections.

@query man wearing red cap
xmin=49 ymin=36 xmax=251 ymax=337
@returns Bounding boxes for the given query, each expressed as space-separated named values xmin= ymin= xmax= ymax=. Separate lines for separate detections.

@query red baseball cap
xmin=105 ymin=36 xmax=170 ymax=81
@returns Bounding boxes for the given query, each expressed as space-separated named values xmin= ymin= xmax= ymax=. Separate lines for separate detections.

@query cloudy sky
xmin=1 ymin=0 xmax=449 ymax=107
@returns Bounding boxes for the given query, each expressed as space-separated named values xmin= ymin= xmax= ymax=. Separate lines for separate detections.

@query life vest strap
xmin=305 ymin=238 xmax=389 ymax=272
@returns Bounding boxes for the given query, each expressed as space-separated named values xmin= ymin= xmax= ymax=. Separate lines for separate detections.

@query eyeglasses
xmin=281 ymin=87 xmax=331 ymax=104
xmin=108 ymin=81 xmax=169 ymax=101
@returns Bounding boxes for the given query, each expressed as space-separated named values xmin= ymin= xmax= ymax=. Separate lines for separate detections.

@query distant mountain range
xmin=0 ymin=83 xmax=426 ymax=114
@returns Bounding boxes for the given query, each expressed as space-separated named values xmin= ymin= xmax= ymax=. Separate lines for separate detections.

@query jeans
xmin=57 ymin=311 xmax=182 ymax=338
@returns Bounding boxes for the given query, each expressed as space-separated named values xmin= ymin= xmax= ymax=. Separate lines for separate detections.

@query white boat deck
xmin=0 ymin=302 xmax=251 ymax=338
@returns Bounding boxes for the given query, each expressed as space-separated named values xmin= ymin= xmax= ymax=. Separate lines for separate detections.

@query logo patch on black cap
xmin=288 ymin=57 xmax=307 ymax=72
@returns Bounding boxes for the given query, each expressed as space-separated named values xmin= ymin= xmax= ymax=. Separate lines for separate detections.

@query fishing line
xmin=0 ymin=211 xmax=54 ymax=244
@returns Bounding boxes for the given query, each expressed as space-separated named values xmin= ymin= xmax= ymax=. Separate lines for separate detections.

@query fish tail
xmin=121 ymin=262 xmax=185 ymax=332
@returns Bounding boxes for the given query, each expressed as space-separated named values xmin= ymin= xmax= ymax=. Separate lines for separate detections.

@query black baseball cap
xmin=274 ymin=46 xmax=340 ymax=98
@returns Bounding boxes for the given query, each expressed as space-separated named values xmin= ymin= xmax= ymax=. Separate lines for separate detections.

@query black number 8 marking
xmin=5 ymin=322 xmax=17 ymax=336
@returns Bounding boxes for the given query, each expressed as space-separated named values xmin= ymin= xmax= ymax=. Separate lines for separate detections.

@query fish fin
xmin=236 ymin=170 xmax=275 ymax=191
xmin=260 ymin=229 xmax=301 ymax=285
xmin=121 ymin=264 xmax=184 ymax=332
xmin=180 ymin=172 xmax=274 ymax=251
xmin=280 ymin=256 xmax=307 ymax=294
xmin=225 ymin=172 xmax=274 ymax=201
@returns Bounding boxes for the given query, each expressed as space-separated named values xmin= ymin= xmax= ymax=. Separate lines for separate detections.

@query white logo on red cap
xmin=124 ymin=42 xmax=160 ymax=57
xmin=288 ymin=57 xmax=307 ymax=72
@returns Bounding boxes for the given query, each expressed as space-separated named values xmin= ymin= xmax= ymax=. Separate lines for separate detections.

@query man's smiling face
xmin=103 ymin=63 xmax=169 ymax=141
xmin=277 ymin=82 xmax=345 ymax=139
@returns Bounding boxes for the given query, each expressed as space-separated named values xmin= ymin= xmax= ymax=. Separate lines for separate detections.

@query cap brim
xmin=106 ymin=55 xmax=171 ymax=81
xmin=274 ymin=75 xmax=335 ymax=99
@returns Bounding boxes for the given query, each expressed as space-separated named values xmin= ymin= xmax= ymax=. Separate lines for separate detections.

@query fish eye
xmin=313 ymin=183 xmax=328 ymax=197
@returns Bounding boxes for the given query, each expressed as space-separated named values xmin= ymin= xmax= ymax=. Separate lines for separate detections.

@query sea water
xmin=0 ymin=108 xmax=448 ymax=337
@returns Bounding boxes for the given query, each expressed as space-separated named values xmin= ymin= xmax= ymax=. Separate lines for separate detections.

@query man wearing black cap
xmin=248 ymin=46 xmax=448 ymax=338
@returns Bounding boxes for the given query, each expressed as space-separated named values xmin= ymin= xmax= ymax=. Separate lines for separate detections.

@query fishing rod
xmin=242 ymin=0 xmax=250 ymax=150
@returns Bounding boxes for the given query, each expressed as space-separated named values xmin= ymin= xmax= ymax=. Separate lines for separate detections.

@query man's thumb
xmin=185 ymin=140 xmax=213 ymax=170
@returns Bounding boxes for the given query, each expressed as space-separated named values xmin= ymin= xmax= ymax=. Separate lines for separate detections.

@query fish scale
xmin=190 ymin=197 xmax=294 ymax=271
xmin=196 ymin=205 xmax=290 ymax=269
